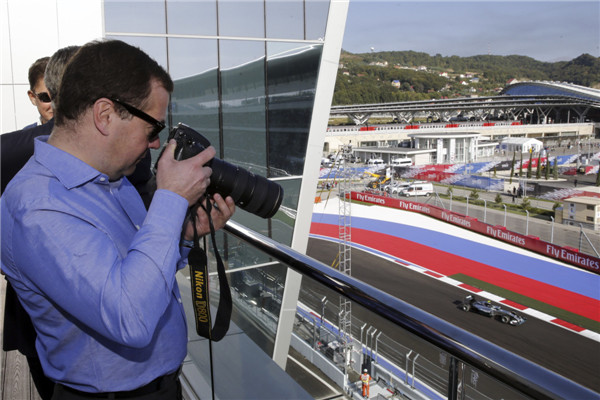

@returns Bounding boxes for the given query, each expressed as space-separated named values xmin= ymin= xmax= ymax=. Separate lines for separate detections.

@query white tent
xmin=500 ymin=138 xmax=543 ymax=154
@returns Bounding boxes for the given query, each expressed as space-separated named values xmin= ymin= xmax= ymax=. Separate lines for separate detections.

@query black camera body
xmin=162 ymin=123 xmax=283 ymax=219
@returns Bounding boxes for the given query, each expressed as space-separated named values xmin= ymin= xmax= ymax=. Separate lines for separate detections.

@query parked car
xmin=460 ymin=295 xmax=526 ymax=326
xmin=385 ymin=182 xmax=411 ymax=194
xmin=367 ymin=158 xmax=385 ymax=166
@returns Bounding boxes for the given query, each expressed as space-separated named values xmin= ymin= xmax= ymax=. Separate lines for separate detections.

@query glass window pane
xmin=218 ymin=0 xmax=264 ymax=38
xmin=169 ymin=38 xmax=220 ymax=152
xmin=270 ymin=178 xmax=300 ymax=245
xmin=166 ymin=0 xmax=217 ymax=35
xmin=267 ymin=42 xmax=322 ymax=177
xmin=220 ymin=40 xmax=266 ymax=177
xmin=105 ymin=35 xmax=168 ymax=69
xmin=104 ymin=0 xmax=166 ymax=34
xmin=305 ymin=0 xmax=329 ymax=40
xmin=266 ymin=0 xmax=303 ymax=39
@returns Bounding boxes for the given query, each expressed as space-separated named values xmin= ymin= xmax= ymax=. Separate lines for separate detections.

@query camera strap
xmin=187 ymin=199 xmax=232 ymax=342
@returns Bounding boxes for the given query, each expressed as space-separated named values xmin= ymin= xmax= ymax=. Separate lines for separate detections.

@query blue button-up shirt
xmin=1 ymin=136 xmax=190 ymax=392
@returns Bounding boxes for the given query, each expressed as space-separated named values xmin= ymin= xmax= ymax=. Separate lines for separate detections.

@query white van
xmin=321 ymin=158 xmax=333 ymax=168
xmin=391 ymin=158 xmax=412 ymax=167
xmin=400 ymin=182 xmax=434 ymax=197
xmin=367 ymin=158 xmax=384 ymax=166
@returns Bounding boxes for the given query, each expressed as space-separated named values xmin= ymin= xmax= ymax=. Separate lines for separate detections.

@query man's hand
xmin=155 ymin=139 xmax=215 ymax=205
xmin=183 ymin=194 xmax=236 ymax=240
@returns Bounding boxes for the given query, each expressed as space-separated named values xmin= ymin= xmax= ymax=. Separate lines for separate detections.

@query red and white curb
xmin=402 ymin=257 xmax=600 ymax=342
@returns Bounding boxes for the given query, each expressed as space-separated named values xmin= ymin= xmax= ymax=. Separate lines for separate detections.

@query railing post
xmin=359 ymin=323 xmax=367 ymax=370
xmin=503 ymin=204 xmax=507 ymax=227
xmin=311 ymin=317 xmax=318 ymax=350
xmin=369 ymin=329 xmax=377 ymax=367
xmin=320 ymin=296 xmax=327 ymax=329
xmin=405 ymin=350 xmax=413 ymax=385
xmin=411 ymin=354 xmax=419 ymax=389
xmin=374 ymin=331 xmax=383 ymax=364
xmin=550 ymin=216 xmax=554 ymax=243
xmin=483 ymin=199 xmax=487 ymax=223
xmin=448 ymin=357 xmax=459 ymax=400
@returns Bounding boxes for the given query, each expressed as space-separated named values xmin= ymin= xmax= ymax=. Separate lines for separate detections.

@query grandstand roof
xmin=500 ymin=81 xmax=600 ymax=102
xmin=501 ymin=137 xmax=543 ymax=145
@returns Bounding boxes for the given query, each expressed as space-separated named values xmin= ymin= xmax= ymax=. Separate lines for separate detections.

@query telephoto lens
xmin=162 ymin=123 xmax=283 ymax=219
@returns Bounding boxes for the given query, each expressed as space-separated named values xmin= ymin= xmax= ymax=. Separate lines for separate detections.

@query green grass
xmin=451 ymin=273 xmax=600 ymax=333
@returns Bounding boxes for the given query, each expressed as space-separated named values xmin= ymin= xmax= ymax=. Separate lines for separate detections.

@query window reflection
xmin=218 ymin=0 xmax=264 ymax=38
xmin=105 ymin=35 xmax=168 ymax=69
xmin=271 ymin=178 xmax=301 ymax=244
xmin=266 ymin=0 xmax=303 ymax=39
xmin=305 ymin=0 xmax=330 ymax=40
xmin=220 ymin=40 xmax=267 ymax=176
xmin=169 ymin=38 xmax=220 ymax=151
xmin=166 ymin=0 xmax=217 ymax=35
xmin=104 ymin=0 xmax=166 ymax=34
xmin=267 ymin=43 xmax=322 ymax=177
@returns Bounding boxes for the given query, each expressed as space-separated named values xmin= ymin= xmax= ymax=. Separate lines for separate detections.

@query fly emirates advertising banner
xmin=350 ymin=191 xmax=600 ymax=273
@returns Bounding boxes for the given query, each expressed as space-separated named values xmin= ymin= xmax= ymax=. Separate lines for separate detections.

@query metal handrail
xmin=224 ymin=220 xmax=597 ymax=400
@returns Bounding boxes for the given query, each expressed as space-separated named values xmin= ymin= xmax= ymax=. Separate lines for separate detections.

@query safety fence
xmin=348 ymin=191 xmax=600 ymax=273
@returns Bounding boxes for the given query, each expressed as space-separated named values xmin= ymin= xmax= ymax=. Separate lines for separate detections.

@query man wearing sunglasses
xmin=24 ymin=56 xmax=53 ymax=129
xmin=1 ymin=46 xmax=82 ymax=400
xmin=1 ymin=39 xmax=235 ymax=400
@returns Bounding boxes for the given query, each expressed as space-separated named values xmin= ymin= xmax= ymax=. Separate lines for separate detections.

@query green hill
xmin=333 ymin=51 xmax=599 ymax=106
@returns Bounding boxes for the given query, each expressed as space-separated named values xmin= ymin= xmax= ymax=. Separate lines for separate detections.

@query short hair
xmin=28 ymin=57 xmax=50 ymax=90
xmin=55 ymin=39 xmax=173 ymax=127
xmin=45 ymin=45 xmax=81 ymax=100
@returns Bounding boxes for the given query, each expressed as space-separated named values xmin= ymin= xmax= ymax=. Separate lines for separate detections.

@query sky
xmin=342 ymin=0 xmax=600 ymax=62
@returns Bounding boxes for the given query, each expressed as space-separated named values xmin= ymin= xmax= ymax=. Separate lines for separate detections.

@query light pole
xmin=483 ymin=199 xmax=487 ymax=223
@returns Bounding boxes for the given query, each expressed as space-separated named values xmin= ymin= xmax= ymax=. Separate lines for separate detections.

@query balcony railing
xmin=3 ymin=219 xmax=595 ymax=399
xmin=174 ymin=220 xmax=598 ymax=400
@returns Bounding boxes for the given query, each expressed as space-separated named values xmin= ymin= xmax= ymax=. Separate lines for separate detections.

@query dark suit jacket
xmin=1 ymin=121 xmax=54 ymax=193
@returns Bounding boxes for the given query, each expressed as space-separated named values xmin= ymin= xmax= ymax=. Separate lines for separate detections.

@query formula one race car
xmin=460 ymin=295 xmax=526 ymax=326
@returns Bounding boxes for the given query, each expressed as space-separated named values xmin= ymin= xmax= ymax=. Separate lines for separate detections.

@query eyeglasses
xmin=34 ymin=91 xmax=51 ymax=103
xmin=109 ymin=98 xmax=165 ymax=142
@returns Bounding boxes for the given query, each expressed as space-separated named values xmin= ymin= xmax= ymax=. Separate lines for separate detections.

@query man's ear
xmin=93 ymin=98 xmax=116 ymax=137
xmin=27 ymin=90 xmax=37 ymax=106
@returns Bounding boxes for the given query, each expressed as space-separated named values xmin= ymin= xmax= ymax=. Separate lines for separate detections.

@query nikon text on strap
xmin=188 ymin=199 xmax=232 ymax=341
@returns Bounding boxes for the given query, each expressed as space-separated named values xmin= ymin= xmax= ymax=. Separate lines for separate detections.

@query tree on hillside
xmin=526 ymin=150 xmax=533 ymax=178
xmin=519 ymin=152 xmax=524 ymax=177
xmin=535 ymin=153 xmax=542 ymax=179
xmin=553 ymin=157 xmax=559 ymax=180
xmin=545 ymin=156 xmax=550 ymax=180
xmin=509 ymin=152 xmax=515 ymax=184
